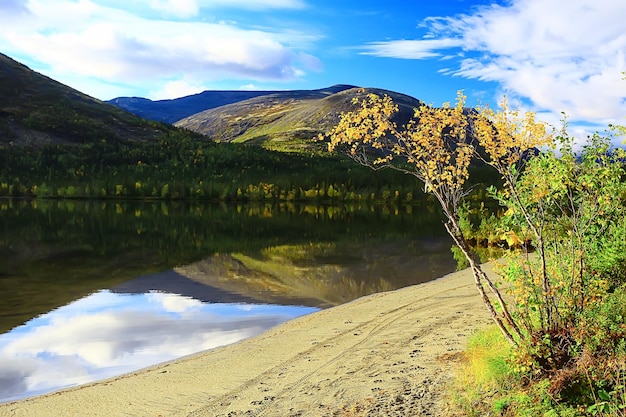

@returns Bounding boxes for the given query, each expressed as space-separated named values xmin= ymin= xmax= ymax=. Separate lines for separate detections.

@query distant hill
xmin=174 ymin=87 xmax=423 ymax=152
xmin=0 ymin=53 xmax=176 ymax=146
xmin=0 ymin=50 xmax=425 ymax=152
xmin=107 ymin=84 xmax=357 ymax=124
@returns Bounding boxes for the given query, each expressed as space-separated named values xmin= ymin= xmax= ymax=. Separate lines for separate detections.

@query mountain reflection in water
xmin=0 ymin=199 xmax=456 ymax=403
xmin=0 ymin=284 xmax=317 ymax=403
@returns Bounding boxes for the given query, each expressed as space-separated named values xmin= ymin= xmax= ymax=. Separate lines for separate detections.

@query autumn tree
xmin=323 ymin=88 xmax=626 ymax=414
xmin=323 ymin=90 xmax=626 ymax=400
xmin=322 ymin=91 xmax=530 ymax=345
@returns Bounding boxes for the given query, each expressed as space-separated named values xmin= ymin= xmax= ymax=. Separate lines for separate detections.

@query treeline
xmin=0 ymin=199 xmax=448 ymax=265
xmin=0 ymin=132 xmax=445 ymax=202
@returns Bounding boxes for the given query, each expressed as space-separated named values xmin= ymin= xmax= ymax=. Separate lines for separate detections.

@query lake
xmin=0 ymin=198 xmax=456 ymax=403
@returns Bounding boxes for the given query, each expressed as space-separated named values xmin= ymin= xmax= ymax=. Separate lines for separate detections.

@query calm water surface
xmin=0 ymin=199 xmax=455 ymax=403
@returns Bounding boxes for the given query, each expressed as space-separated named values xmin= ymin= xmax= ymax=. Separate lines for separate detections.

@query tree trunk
xmin=445 ymin=221 xmax=520 ymax=346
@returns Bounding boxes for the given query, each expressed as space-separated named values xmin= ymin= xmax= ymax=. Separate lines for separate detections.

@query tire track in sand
xmin=187 ymin=278 xmax=491 ymax=417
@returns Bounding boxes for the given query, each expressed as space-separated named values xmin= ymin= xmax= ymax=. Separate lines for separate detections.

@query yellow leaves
xmin=532 ymin=187 xmax=549 ymax=200
xmin=389 ymin=95 xmax=474 ymax=192
xmin=473 ymin=97 xmax=554 ymax=172
xmin=326 ymin=93 xmax=398 ymax=156
xmin=323 ymin=89 xmax=554 ymax=203
xmin=502 ymin=230 xmax=522 ymax=248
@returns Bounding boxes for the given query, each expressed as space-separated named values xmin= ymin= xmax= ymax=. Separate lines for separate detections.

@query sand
xmin=0 ymin=263 xmax=497 ymax=417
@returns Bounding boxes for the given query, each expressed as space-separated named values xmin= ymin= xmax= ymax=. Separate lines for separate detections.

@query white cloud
xmin=97 ymin=0 xmax=306 ymax=12
xmin=361 ymin=0 xmax=626 ymax=133
xmin=0 ymin=0 xmax=320 ymax=100
xmin=296 ymin=52 xmax=324 ymax=72
xmin=197 ymin=0 xmax=306 ymax=10
xmin=147 ymin=291 xmax=204 ymax=312
xmin=362 ymin=38 xmax=464 ymax=60
xmin=148 ymin=79 xmax=207 ymax=100
xmin=150 ymin=0 xmax=199 ymax=17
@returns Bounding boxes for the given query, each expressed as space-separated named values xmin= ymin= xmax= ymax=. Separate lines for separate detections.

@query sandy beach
xmin=0 ymin=263 xmax=496 ymax=417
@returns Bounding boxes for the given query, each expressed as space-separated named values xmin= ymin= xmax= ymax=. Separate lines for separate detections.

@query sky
xmin=1 ymin=0 xmax=625 ymax=137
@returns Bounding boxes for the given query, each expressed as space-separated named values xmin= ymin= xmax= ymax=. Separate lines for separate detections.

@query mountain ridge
xmin=107 ymin=84 xmax=358 ymax=124
xmin=172 ymin=86 xmax=423 ymax=151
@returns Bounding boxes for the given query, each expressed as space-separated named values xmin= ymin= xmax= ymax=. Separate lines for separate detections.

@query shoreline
xmin=0 ymin=263 xmax=497 ymax=417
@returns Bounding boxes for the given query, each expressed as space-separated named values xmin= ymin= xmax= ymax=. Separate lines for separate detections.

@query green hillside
xmin=0 ymin=53 xmax=177 ymax=146
xmin=175 ymin=87 xmax=423 ymax=152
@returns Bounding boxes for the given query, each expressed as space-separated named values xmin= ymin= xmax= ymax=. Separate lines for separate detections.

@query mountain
xmin=0 ymin=53 xmax=176 ymax=146
xmin=1 ymin=50 xmax=425 ymax=152
xmin=107 ymin=84 xmax=357 ymax=124
xmin=174 ymin=86 xmax=423 ymax=152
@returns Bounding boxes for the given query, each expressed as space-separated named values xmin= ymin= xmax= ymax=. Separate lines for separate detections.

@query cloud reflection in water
xmin=0 ymin=290 xmax=317 ymax=403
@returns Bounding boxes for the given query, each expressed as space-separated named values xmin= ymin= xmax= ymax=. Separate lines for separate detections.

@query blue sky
xmin=1 ymin=0 xmax=625 ymax=135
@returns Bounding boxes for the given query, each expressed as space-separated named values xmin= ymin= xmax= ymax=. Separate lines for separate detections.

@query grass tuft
xmin=444 ymin=326 xmax=514 ymax=416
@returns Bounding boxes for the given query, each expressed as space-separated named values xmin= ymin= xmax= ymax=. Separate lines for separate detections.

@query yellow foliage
xmin=473 ymin=98 xmax=553 ymax=174
xmin=502 ymin=230 xmax=522 ymax=247
xmin=322 ymin=89 xmax=558 ymax=347
xmin=324 ymin=90 xmax=554 ymax=204
xmin=325 ymin=90 xmax=474 ymax=199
